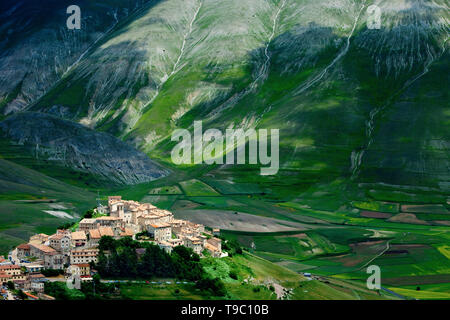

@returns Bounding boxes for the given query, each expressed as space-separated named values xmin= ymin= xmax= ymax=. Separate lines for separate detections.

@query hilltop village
xmin=0 ymin=196 xmax=225 ymax=299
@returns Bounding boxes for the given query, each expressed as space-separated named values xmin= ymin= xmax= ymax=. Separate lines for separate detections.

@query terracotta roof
xmin=207 ymin=237 xmax=221 ymax=246
xmin=205 ymin=243 xmax=220 ymax=252
xmin=149 ymin=208 xmax=173 ymax=216
xmin=71 ymin=231 xmax=87 ymax=240
xmin=120 ymin=228 xmax=134 ymax=237
xmin=71 ymin=249 xmax=99 ymax=256
xmin=35 ymin=233 xmax=48 ymax=237
xmin=89 ymin=229 xmax=101 ymax=239
xmin=149 ymin=222 xmax=171 ymax=228
xmin=24 ymin=292 xmax=39 ymax=300
xmin=80 ymin=218 xmax=97 ymax=224
xmin=98 ymin=226 xmax=114 ymax=237
xmin=139 ymin=214 xmax=160 ymax=219
xmin=17 ymin=243 xmax=30 ymax=250
xmin=0 ymin=265 xmax=21 ymax=270
xmin=108 ymin=196 xmax=122 ymax=201
xmin=96 ymin=216 xmax=121 ymax=221
xmin=30 ymin=233 xmax=48 ymax=241
xmin=49 ymin=233 xmax=67 ymax=240
xmin=74 ymin=264 xmax=90 ymax=268
xmin=30 ymin=243 xmax=57 ymax=254
xmin=186 ymin=236 xmax=202 ymax=244
xmin=29 ymin=273 xmax=45 ymax=279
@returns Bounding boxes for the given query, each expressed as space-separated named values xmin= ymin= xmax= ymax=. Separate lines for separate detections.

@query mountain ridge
xmin=0 ymin=0 xmax=448 ymax=201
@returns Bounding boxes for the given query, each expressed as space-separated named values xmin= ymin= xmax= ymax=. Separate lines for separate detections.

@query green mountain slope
xmin=25 ymin=0 xmax=448 ymax=205
xmin=0 ymin=0 xmax=153 ymax=115
xmin=0 ymin=158 xmax=96 ymax=255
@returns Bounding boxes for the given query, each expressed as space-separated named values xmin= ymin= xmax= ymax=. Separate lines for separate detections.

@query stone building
xmin=184 ymin=237 xmax=203 ymax=255
xmin=49 ymin=233 xmax=71 ymax=252
xmin=147 ymin=223 xmax=172 ymax=242
xmin=0 ymin=265 xmax=24 ymax=282
xmin=29 ymin=233 xmax=48 ymax=245
xmin=70 ymin=249 xmax=99 ymax=265
xmin=71 ymin=231 xmax=87 ymax=247
xmin=16 ymin=243 xmax=31 ymax=259
xmin=79 ymin=218 xmax=98 ymax=232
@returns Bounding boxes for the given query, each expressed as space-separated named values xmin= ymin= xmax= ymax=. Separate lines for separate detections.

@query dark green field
xmin=105 ymin=175 xmax=450 ymax=300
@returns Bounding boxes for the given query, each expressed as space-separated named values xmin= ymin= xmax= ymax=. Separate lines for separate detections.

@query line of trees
xmin=95 ymin=237 xmax=204 ymax=281
xmin=43 ymin=236 xmax=228 ymax=299
xmin=94 ymin=236 xmax=226 ymax=296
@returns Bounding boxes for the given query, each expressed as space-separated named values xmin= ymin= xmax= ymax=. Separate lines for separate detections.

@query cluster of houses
xmin=0 ymin=258 xmax=49 ymax=298
xmin=102 ymin=196 xmax=223 ymax=257
xmin=1 ymin=196 xmax=224 ymax=298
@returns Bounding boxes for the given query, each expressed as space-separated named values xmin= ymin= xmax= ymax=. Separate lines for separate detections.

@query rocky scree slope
xmin=0 ymin=112 xmax=168 ymax=185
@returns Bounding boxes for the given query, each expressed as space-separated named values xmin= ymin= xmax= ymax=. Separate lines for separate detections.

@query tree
xmin=17 ymin=289 xmax=27 ymax=300
xmin=93 ymin=237 xmax=206 ymax=281
xmin=98 ymin=236 xmax=116 ymax=251
xmin=173 ymin=245 xmax=199 ymax=261
xmin=57 ymin=222 xmax=75 ymax=230
xmin=95 ymin=251 xmax=109 ymax=276
xmin=172 ymin=246 xmax=203 ymax=281
xmin=118 ymin=236 xmax=137 ymax=249
xmin=6 ymin=281 xmax=14 ymax=290
xmin=196 ymin=277 xmax=226 ymax=296
xmin=83 ymin=209 xmax=94 ymax=219
xmin=44 ymin=281 xmax=85 ymax=300
xmin=229 ymin=239 xmax=243 ymax=254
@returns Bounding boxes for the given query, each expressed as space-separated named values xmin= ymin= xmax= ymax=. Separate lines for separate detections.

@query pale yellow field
xmin=436 ymin=245 xmax=450 ymax=259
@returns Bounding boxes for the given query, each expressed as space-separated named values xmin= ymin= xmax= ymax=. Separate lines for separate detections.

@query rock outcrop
xmin=0 ymin=112 xmax=168 ymax=185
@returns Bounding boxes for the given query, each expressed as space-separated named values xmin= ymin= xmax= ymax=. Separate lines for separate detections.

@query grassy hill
xmin=120 ymin=252 xmax=398 ymax=300
xmin=0 ymin=158 xmax=96 ymax=255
